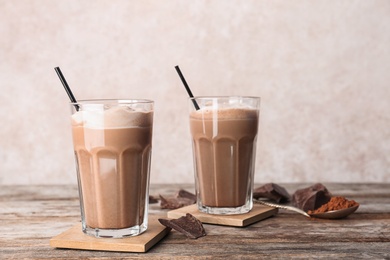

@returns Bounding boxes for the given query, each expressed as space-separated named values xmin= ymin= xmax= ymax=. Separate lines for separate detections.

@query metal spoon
xmin=255 ymin=200 xmax=359 ymax=219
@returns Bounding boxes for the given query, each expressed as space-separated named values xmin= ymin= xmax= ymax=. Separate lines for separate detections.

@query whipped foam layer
xmin=190 ymin=107 xmax=258 ymax=120
xmin=72 ymin=106 xmax=153 ymax=128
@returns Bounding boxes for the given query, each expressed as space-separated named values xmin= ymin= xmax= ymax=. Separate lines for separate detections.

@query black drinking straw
xmin=54 ymin=67 xmax=79 ymax=111
xmin=175 ymin=65 xmax=200 ymax=110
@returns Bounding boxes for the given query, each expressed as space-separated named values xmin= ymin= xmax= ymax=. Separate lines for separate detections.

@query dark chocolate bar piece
xmin=292 ymin=183 xmax=332 ymax=211
xmin=149 ymin=195 xmax=159 ymax=204
xmin=176 ymin=189 xmax=197 ymax=202
xmin=159 ymin=195 xmax=195 ymax=209
xmin=253 ymin=183 xmax=291 ymax=203
xmin=159 ymin=213 xmax=206 ymax=239
xmin=160 ymin=189 xmax=196 ymax=209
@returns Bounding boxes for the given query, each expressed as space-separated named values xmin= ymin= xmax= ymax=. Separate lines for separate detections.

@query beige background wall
xmin=0 ymin=0 xmax=389 ymax=185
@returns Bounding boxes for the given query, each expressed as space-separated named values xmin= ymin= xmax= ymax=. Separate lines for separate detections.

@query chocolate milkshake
xmin=71 ymin=100 xmax=153 ymax=237
xmin=189 ymin=97 xmax=260 ymax=215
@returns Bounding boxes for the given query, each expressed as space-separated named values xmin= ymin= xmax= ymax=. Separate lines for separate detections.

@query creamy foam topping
xmin=190 ymin=107 xmax=258 ymax=120
xmin=72 ymin=106 xmax=153 ymax=128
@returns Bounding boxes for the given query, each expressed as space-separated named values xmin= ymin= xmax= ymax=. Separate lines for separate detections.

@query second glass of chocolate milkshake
xmin=70 ymin=99 xmax=153 ymax=238
xmin=189 ymin=96 xmax=260 ymax=215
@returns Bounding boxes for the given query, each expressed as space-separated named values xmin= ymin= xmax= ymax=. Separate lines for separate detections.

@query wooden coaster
xmin=167 ymin=204 xmax=278 ymax=227
xmin=49 ymin=215 xmax=170 ymax=253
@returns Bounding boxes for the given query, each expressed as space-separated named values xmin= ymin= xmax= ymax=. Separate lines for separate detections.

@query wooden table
xmin=1 ymin=183 xmax=389 ymax=259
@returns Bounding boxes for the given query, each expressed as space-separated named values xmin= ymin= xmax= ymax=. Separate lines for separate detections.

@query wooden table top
xmin=1 ymin=183 xmax=389 ymax=259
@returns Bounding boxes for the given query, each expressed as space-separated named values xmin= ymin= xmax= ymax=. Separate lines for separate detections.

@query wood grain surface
xmin=1 ymin=183 xmax=389 ymax=259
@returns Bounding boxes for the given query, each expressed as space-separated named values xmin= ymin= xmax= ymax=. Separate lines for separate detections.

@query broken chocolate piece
xmin=159 ymin=189 xmax=196 ymax=209
xmin=253 ymin=183 xmax=291 ymax=203
xmin=158 ymin=213 xmax=206 ymax=239
xmin=292 ymin=183 xmax=332 ymax=211
xmin=176 ymin=189 xmax=197 ymax=202
xmin=149 ymin=195 xmax=159 ymax=204
xmin=159 ymin=195 xmax=195 ymax=209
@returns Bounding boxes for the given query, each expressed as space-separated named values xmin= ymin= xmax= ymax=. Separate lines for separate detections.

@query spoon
xmin=255 ymin=200 xmax=359 ymax=219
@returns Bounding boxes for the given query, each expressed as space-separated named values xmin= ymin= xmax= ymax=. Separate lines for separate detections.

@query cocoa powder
xmin=308 ymin=196 xmax=359 ymax=214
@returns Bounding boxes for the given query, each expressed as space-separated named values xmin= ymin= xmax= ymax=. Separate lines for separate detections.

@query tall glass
xmin=70 ymin=99 xmax=154 ymax=238
xmin=189 ymin=96 xmax=260 ymax=215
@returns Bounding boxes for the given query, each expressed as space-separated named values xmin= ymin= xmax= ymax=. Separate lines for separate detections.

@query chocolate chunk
xmin=159 ymin=189 xmax=196 ymax=209
xmin=253 ymin=183 xmax=291 ymax=203
xmin=158 ymin=213 xmax=206 ymax=239
xmin=159 ymin=195 xmax=195 ymax=209
xmin=176 ymin=189 xmax=197 ymax=202
xmin=292 ymin=183 xmax=332 ymax=211
xmin=149 ymin=195 xmax=159 ymax=204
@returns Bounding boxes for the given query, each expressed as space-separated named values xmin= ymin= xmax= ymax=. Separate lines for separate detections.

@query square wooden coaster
xmin=50 ymin=215 xmax=170 ymax=253
xmin=167 ymin=204 xmax=278 ymax=227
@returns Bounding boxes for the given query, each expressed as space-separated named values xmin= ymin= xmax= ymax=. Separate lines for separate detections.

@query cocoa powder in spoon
xmin=308 ymin=196 xmax=359 ymax=214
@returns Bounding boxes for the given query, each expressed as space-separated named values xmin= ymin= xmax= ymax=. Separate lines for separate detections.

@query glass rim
xmin=189 ymin=96 xmax=260 ymax=100
xmin=70 ymin=99 xmax=154 ymax=105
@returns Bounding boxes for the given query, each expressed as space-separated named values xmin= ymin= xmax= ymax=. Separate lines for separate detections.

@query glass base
xmin=82 ymin=223 xmax=147 ymax=238
xmin=197 ymin=201 xmax=253 ymax=215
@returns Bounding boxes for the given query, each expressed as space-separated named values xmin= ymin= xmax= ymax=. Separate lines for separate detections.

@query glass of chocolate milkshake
xmin=70 ymin=99 xmax=153 ymax=238
xmin=189 ymin=96 xmax=260 ymax=215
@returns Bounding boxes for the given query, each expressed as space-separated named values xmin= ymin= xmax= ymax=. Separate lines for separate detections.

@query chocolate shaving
xmin=292 ymin=183 xmax=332 ymax=211
xmin=159 ymin=213 xmax=206 ymax=239
xmin=253 ymin=183 xmax=291 ymax=203
xmin=160 ymin=189 xmax=196 ymax=209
